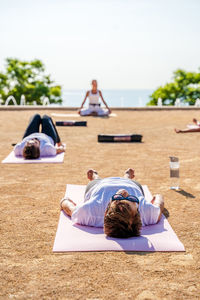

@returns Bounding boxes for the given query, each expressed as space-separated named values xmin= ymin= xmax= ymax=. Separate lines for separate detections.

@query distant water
xmin=61 ymin=89 xmax=153 ymax=107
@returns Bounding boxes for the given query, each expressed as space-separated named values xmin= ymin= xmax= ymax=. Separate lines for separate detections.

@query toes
xmin=87 ymin=169 xmax=94 ymax=178
xmin=87 ymin=169 xmax=98 ymax=180
xmin=125 ymin=168 xmax=135 ymax=175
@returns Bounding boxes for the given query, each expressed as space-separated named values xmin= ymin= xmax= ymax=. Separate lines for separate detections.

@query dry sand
xmin=0 ymin=109 xmax=199 ymax=300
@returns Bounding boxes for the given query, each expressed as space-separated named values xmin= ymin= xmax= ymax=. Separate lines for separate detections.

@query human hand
xmin=78 ymin=107 xmax=83 ymax=114
xmin=151 ymin=196 xmax=156 ymax=204
xmin=116 ymin=189 xmax=129 ymax=198
xmin=56 ymin=147 xmax=65 ymax=154
xmin=60 ymin=198 xmax=76 ymax=216
xmin=151 ymin=194 xmax=164 ymax=206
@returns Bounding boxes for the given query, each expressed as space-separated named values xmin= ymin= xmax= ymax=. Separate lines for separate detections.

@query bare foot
xmin=124 ymin=168 xmax=135 ymax=179
xmin=174 ymin=128 xmax=181 ymax=133
xmin=87 ymin=169 xmax=99 ymax=181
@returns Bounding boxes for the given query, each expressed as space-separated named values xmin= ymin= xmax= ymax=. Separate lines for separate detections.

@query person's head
xmin=91 ymin=79 xmax=98 ymax=89
xmin=104 ymin=189 xmax=142 ymax=238
xmin=23 ymin=138 xmax=40 ymax=159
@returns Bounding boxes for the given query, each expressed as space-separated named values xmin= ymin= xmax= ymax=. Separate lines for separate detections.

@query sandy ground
xmin=0 ymin=109 xmax=199 ymax=300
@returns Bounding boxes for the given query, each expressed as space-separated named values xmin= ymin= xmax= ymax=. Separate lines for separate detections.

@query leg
xmin=123 ymin=168 xmax=145 ymax=196
xmin=85 ymin=169 xmax=102 ymax=196
xmin=41 ymin=115 xmax=61 ymax=144
xmin=80 ymin=107 xmax=93 ymax=116
xmin=175 ymin=127 xmax=200 ymax=133
xmin=96 ymin=107 xmax=109 ymax=116
xmin=22 ymin=114 xmax=41 ymax=138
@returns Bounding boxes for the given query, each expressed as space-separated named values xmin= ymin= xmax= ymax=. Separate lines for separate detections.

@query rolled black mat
xmin=98 ymin=134 xmax=142 ymax=143
xmin=56 ymin=121 xmax=87 ymax=126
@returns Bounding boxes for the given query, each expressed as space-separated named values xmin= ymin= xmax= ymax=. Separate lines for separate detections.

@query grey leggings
xmin=85 ymin=179 xmax=144 ymax=196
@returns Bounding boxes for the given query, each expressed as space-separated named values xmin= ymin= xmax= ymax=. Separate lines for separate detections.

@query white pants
xmin=80 ymin=105 xmax=109 ymax=116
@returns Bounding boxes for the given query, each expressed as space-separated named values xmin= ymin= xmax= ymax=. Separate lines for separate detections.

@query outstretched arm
xmin=78 ymin=91 xmax=89 ymax=114
xmin=175 ymin=127 xmax=200 ymax=133
xmin=60 ymin=198 xmax=77 ymax=217
xmin=99 ymin=90 xmax=111 ymax=114
xmin=151 ymin=194 xmax=164 ymax=223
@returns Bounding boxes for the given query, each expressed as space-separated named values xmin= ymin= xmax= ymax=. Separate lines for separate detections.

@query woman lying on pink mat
xmin=14 ymin=114 xmax=65 ymax=159
xmin=60 ymin=168 xmax=164 ymax=238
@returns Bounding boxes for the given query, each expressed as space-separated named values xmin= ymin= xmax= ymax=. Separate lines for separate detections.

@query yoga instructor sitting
xmin=78 ymin=79 xmax=111 ymax=116
xmin=14 ymin=114 xmax=65 ymax=159
xmin=60 ymin=168 xmax=164 ymax=238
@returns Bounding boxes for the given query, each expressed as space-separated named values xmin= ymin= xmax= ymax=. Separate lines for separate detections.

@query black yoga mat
xmin=56 ymin=121 xmax=87 ymax=127
xmin=98 ymin=134 xmax=142 ymax=143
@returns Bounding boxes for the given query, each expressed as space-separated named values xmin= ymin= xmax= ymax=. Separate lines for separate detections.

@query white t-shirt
xmin=14 ymin=133 xmax=57 ymax=157
xmin=71 ymin=177 xmax=160 ymax=227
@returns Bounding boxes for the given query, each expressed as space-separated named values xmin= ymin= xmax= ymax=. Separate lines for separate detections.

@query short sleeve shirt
xmin=71 ymin=177 xmax=160 ymax=227
xmin=14 ymin=133 xmax=57 ymax=157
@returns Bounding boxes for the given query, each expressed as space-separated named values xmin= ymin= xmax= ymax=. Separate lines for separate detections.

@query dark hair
xmin=23 ymin=143 xmax=40 ymax=159
xmin=104 ymin=201 xmax=142 ymax=238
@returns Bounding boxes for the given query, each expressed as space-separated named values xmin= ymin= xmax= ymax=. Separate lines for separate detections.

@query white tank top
xmin=88 ymin=90 xmax=100 ymax=105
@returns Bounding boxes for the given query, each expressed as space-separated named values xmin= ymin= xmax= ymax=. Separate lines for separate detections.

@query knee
xmin=42 ymin=115 xmax=52 ymax=123
xmin=42 ymin=114 xmax=49 ymax=120
xmin=32 ymin=114 xmax=41 ymax=121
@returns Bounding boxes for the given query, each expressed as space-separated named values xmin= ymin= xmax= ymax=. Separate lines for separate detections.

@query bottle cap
xmin=169 ymin=156 xmax=179 ymax=162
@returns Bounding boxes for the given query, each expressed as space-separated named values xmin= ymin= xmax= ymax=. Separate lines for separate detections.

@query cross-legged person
xmin=78 ymin=80 xmax=111 ymax=116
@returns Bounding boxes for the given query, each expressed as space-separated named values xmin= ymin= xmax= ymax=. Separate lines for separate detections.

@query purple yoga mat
xmin=53 ymin=184 xmax=185 ymax=252
xmin=2 ymin=151 xmax=65 ymax=164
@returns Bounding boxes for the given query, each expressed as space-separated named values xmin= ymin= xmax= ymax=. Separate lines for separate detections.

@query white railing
xmin=20 ymin=94 xmax=26 ymax=105
xmin=157 ymin=98 xmax=162 ymax=107
xmin=3 ymin=95 xmax=50 ymax=106
xmin=5 ymin=95 xmax=17 ymax=105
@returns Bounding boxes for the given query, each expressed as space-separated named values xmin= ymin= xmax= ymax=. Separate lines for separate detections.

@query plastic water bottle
xmin=169 ymin=157 xmax=180 ymax=190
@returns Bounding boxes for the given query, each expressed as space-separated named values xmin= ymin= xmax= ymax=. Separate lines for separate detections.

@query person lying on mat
xmin=175 ymin=118 xmax=200 ymax=133
xmin=78 ymin=79 xmax=111 ymax=116
xmin=14 ymin=114 xmax=65 ymax=159
xmin=60 ymin=168 xmax=164 ymax=238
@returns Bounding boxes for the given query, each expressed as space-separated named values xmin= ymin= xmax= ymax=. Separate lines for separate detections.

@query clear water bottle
xmin=169 ymin=156 xmax=180 ymax=190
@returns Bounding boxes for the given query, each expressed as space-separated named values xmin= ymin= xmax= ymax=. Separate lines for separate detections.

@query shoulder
xmin=98 ymin=90 xmax=102 ymax=95
xmin=86 ymin=90 xmax=90 ymax=96
xmin=14 ymin=142 xmax=23 ymax=156
xmin=40 ymin=143 xmax=56 ymax=157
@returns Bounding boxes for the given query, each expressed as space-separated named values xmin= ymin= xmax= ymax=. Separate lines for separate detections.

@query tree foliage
xmin=0 ymin=58 xmax=62 ymax=105
xmin=147 ymin=68 xmax=200 ymax=105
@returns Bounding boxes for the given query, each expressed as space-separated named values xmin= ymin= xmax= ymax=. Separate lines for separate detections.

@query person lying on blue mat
xmin=14 ymin=114 xmax=65 ymax=159
xmin=60 ymin=169 xmax=164 ymax=238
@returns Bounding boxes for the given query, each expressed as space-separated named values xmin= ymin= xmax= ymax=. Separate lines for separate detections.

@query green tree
xmin=147 ymin=68 xmax=200 ymax=105
xmin=0 ymin=58 xmax=62 ymax=105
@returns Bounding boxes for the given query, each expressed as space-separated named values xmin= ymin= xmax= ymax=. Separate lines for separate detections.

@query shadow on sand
xmin=175 ymin=189 xmax=195 ymax=199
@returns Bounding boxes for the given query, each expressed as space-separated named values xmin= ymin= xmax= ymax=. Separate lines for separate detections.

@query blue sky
xmin=0 ymin=0 xmax=200 ymax=90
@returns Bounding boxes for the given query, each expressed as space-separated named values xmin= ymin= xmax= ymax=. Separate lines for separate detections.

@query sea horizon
xmin=61 ymin=89 xmax=154 ymax=107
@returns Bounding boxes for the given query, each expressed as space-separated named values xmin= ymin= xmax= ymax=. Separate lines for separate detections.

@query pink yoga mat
xmin=53 ymin=184 xmax=185 ymax=252
xmin=2 ymin=151 xmax=65 ymax=164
